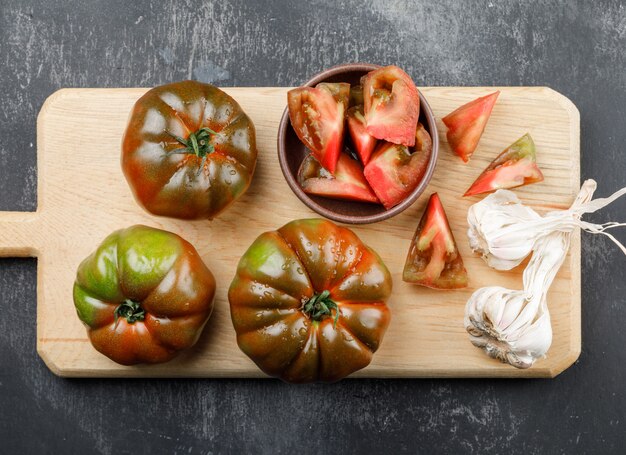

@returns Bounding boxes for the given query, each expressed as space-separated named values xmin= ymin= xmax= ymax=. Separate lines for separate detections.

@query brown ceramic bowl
xmin=277 ymin=63 xmax=439 ymax=224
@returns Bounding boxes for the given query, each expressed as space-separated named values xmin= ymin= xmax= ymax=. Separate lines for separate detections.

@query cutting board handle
xmin=0 ymin=211 xmax=41 ymax=257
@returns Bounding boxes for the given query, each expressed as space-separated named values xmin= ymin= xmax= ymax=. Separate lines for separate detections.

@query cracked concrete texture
xmin=1 ymin=0 xmax=626 ymax=453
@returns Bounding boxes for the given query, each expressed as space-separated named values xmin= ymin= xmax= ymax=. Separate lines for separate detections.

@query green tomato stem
xmin=302 ymin=290 xmax=340 ymax=328
xmin=114 ymin=299 xmax=146 ymax=326
xmin=165 ymin=127 xmax=217 ymax=169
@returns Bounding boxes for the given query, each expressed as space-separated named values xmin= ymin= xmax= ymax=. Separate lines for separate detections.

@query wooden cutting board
xmin=0 ymin=86 xmax=580 ymax=378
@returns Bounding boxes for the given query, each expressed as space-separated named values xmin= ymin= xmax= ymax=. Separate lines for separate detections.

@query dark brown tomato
xmin=228 ymin=219 xmax=392 ymax=383
xmin=122 ymin=80 xmax=257 ymax=220
xmin=73 ymin=225 xmax=216 ymax=365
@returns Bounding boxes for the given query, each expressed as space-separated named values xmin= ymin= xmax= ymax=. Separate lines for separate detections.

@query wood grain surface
xmin=0 ymin=86 xmax=579 ymax=378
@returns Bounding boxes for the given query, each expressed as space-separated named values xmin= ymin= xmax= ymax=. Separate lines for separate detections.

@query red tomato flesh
xmin=362 ymin=66 xmax=420 ymax=146
xmin=464 ymin=133 xmax=544 ymax=197
xmin=363 ymin=123 xmax=432 ymax=210
xmin=287 ymin=85 xmax=346 ymax=174
xmin=347 ymin=106 xmax=378 ymax=166
xmin=443 ymin=91 xmax=499 ymax=162
xmin=403 ymin=193 xmax=468 ymax=289
xmin=298 ymin=153 xmax=379 ymax=204
xmin=316 ymin=82 xmax=350 ymax=107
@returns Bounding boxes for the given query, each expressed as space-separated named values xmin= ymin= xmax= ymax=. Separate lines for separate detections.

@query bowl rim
xmin=277 ymin=62 xmax=439 ymax=225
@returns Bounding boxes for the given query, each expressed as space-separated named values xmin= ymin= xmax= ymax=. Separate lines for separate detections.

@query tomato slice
xmin=347 ymin=106 xmax=378 ymax=165
xmin=298 ymin=152 xmax=379 ymax=203
xmin=442 ymin=91 xmax=499 ymax=162
xmin=464 ymin=133 xmax=544 ymax=197
xmin=403 ymin=193 xmax=468 ymax=289
xmin=362 ymin=66 xmax=420 ymax=146
xmin=349 ymin=84 xmax=363 ymax=107
xmin=363 ymin=123 xmax=432 ymax=210
xmin=287 ymin=86 xmax=346 ymax=174
xmin=316 ymin=82 xmax=350 ymax=107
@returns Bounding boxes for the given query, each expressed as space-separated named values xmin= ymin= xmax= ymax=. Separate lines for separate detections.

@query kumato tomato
xmin=73 ymin=225 xmax=216 ymax=365
xmin=122 ymin=80 xmax=257 ymax=220
xmin=229 ymin=219 xmax=392 ymax=383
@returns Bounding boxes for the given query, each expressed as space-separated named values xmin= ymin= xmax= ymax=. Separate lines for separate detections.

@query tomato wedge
xmin=443 ymin=91 xmax=499 ymax=162
xmin=403 ymin=193 xmax=468 ymax=289
xmin=349 ymin=84 xmax=363 ymax=107
xmin=316 ymin=82 xmax=350 ymax=107
xmin=347 ymin=106 xmax=378 ymax=165
xmin=363 ymin=123 xmax=432 ymax=210
xmin=287 ymin=85 xmax=346 ymax=174
xmin=464 ymin=133 xmax=544 ymax=197
xmin=362 ymin=65 xmax=420 ymax=146
xmin=298 ymin=153 xmax=379 ymax=203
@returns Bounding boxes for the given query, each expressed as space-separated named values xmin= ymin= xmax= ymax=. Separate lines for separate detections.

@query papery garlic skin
xmin=464 ymin=232 xmax=569 ymax=369
xmin=465 ymin=287 xmax=552 ymax=369
xmin=466 ymin=179 xmax=626 ymax=369
xmin=468 ymin=190 xmax=547 ymax=270
xmin=466 ymin=180 xmax=611 ymax=272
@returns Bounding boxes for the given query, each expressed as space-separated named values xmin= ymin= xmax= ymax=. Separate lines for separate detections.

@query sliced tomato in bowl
xmin=347 ymin=106 xmax=378 ymax=165
xmin=349 ymin=84 xmax=364 ymax=107
xmin=316 ymin=82 xmax=351 ymax=107
xmin=443 ymin=91 xmax=499 ymax=163
xmin=464 ymin=133 xmax=544 ymax=197
xmin=287 ymin=86 xmax=346 ymax=174
xmin=298 ymin=152 xmax=379 ymax=203
xmin=363 ymin=123 xmax=432 ymax=210
xmin=403 ymin=193 xmax=468 ymax=289
xmin=362 ymin=65 xmax=420 ymax=146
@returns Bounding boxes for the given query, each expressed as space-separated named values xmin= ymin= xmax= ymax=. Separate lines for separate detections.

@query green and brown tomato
xmin=228 ymin=219 xmax=392 ymax=383
xmin=73 ymin=225 xmax=216 ymax=365
xmin=122 ymin=80 xmax=257 ymax=220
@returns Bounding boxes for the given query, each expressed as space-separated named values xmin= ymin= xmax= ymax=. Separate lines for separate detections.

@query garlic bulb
xmin=467 ymin=190 xmax=543 ymax=270
xmin=465 ymin=232 xmax=567 ymax=368
xmin=468 ymin=180 xmax=626 ymax=270
xmin=465 ymin=179 xmax=626 ymax=368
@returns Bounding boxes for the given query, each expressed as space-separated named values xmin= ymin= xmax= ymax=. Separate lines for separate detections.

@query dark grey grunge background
xmin=2 ymin=1 xmax=626 ymax=453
